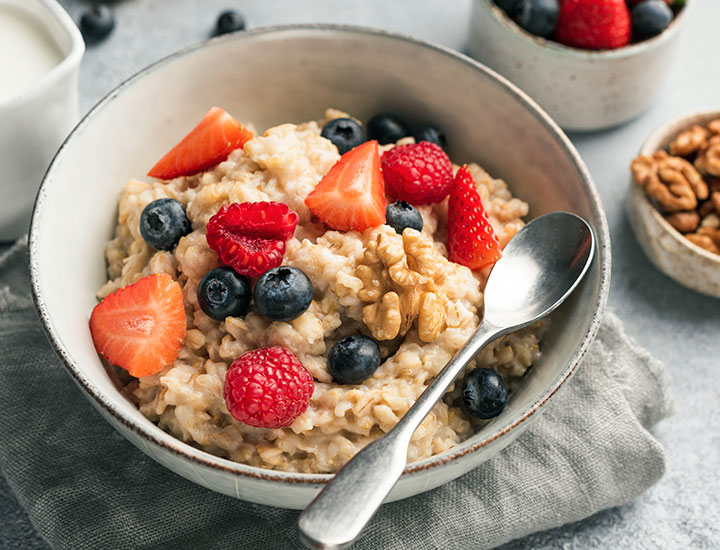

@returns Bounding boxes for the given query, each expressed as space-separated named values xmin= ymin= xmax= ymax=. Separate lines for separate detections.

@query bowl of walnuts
xmin=628 ymin=110 xmax=720 ymax=298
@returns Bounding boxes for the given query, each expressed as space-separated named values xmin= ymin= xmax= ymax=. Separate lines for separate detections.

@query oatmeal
xmin=96 ymin=109 xmax=541 ymax=474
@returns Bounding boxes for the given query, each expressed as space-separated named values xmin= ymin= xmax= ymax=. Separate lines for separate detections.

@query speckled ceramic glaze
xmin=627 ymin=110 xmax=720 ymax=298
xmin=29 ymin=26 xmax=610 ymax=509
xmin=469 ymin=0 xmax=691 ymax=131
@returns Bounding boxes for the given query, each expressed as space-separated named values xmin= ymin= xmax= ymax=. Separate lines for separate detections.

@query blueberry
xmin=321 ymin=118 xmax=366 ymax=155
xmin=139 ymin=198 xmax=191 ymax=251
xmin=632 ymin=0 xmax=673 ymax=37
xmin=414 ymin=126 xmax=447 ymax=150
xmin=462 ymin=368 xmax=508 ymax=420
xmin=197 ymin=267 xmax=251 ymax=321
xmin=79 ymin=5 xmax=115 ymax=43
xmin=328 ymin=335 xmax=382 ymax=384
xmin=385 ymin=201 xmax=424 ymax=235
xmin=366 ymin=114 xmax=410 ymax=145
xmin=517 ymin=0 xmax=559 ymax=38
xmin=214 ymin=10 xmax=246 ymax=36
xmin=253 ymin=266 xmax=313 ymax=322
xmin=494 ymin=0 xmax=525 ymax=16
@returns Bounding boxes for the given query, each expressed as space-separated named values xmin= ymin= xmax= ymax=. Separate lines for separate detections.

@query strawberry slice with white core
xmin=89 ymin=273 xmax=186 ymax=378
xmin=304 ymin=140 xmax=386 ymax=232
xmin=147 ymin=107 xmax=254 ymax=180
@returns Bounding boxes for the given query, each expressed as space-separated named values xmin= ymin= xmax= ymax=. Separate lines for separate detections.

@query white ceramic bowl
xmin=29 ymin=26 xmax=610 ymax=509
xmin=627 ymin=110 xmax=720 ymax=298
xmin=0 ymin=0 xmax=83 ymax=240
xmin=469 ymin=0 xmax=691 ymax=131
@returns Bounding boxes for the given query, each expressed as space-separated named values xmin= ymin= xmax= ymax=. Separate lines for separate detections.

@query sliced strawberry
xmin=148 ymin=107 xmax=254 ymax=180
xmin=206 ymin=201 xmax=299 ymax=278
xmin=448 ymin=166 xmax=502 ymax=271
xmin=305 ymin=140 xmax=386 ymax=232
xmin=89 ymin=274 xmax=186 ymax=378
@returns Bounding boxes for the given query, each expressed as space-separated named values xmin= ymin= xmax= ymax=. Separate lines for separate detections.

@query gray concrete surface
xmin=1 ymin=0 xmax=718 ymax=548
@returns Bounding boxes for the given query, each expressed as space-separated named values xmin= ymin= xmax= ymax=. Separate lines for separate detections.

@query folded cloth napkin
xmin=0 ymin=237 xmax=672 ymax=550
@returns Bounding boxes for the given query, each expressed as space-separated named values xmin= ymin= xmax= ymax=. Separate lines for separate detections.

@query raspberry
xmin=206 ymin=201 xmax=299 ymax=278
xmin=381 ymin=142 xmax=453 ymax=205
xmin=224 ymin=346 xmax=314 ymax=429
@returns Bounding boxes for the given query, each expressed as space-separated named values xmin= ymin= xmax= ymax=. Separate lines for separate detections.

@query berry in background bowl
xmin=469 ymin=0 xmax=691 ymax=130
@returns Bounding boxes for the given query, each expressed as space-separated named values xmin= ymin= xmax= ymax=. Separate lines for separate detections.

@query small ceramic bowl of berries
xmin=469 ymin=0 xmax=691 ymax=131
xmin=628 ymin=110 xmax=720 ymax=298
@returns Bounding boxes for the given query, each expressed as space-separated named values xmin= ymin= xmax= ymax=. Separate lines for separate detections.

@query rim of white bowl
xmin=29 ymin=24 xmax=611 ymax=485
xmin=478 ymin=0 xmax=691 ymax=61
xmin=635 ymin=109 xmax=720 ymax=265
xmin=0 ymin=0 xmax=85 ymax=114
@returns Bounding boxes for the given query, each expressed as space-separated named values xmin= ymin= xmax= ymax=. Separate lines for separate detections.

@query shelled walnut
xmin=631 ymin=151 xmax=706 ymax=211
xmin=665 ymin=211 xmax=700 ymax=233
xmin=669 ymin=125 xmax=708 ymax=156
xmin=631 ymin=118 xmax=720 ymax=257
xmin=357 ymin=227 xmax=447 ymax=343
xmin=707 ymin=119 xmax=720 ymax=135
xmin=695 ymin=135 xmax=720 ymax=177
xmin=686 ymin=234 xmax=720 ymax=255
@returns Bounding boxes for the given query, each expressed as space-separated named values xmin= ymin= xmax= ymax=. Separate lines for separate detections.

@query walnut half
xmin=686 ymin=233 xmax=720 ymax=255
xmin=417 ymin=292 xmax=446 ymax=343
xmin=695 ymin=135 xmax=720 ymax=177
xmin=631 ymin=151 xmax=707 ymax=212
xmin=362 ymin=292 xmax=402 ymax=341
xmin=665 ymin=211 xmax=700 ymax=234
xmin=357 ymin=228 xmax=447 ymax=343
xmin=669 ymin=125 xmax=709 ymax=156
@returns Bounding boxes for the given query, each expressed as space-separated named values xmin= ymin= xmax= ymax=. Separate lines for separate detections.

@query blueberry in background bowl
xmin=517 ymin=0 xmax=559 ymax=38
xmin=632 ymin=0 xmax=674 ymax=38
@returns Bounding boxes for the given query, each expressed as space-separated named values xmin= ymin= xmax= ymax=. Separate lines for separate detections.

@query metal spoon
xmin=298 ymin=211 xmax=595 ymax=550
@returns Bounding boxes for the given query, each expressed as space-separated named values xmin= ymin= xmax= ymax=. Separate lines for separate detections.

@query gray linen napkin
xmin=0 ymin=237 xmax=671 ymax=550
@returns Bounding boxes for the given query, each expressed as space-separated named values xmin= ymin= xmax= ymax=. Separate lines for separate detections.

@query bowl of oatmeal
xmin=29 ymin=25 xmax=610 ymax=509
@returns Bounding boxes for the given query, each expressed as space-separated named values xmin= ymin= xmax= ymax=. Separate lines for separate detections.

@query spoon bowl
xmin=299 ymin=212 xmax=596 ymax=550
xmin=484 ymin=212 xmax=595 ymax=329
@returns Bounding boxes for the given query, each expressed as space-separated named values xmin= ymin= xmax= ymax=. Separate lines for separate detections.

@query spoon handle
xmin=298 ymin=321 xmax=504 ymax=550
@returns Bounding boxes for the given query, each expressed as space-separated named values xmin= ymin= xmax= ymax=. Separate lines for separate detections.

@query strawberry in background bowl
xmin=469 ymin=0 xmax=691 ymax=130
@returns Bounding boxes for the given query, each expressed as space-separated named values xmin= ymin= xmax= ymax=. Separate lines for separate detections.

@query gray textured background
xmin=2 ymin=1 xmax=719 ymax=548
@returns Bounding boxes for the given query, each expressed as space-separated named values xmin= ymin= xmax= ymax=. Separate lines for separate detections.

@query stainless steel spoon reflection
xmin=298 ymin=212 xmax=595 ymax=550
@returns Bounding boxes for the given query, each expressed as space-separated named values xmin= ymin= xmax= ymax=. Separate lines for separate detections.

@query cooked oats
xmin=99 ymin=110 xmax=542 ymax=473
